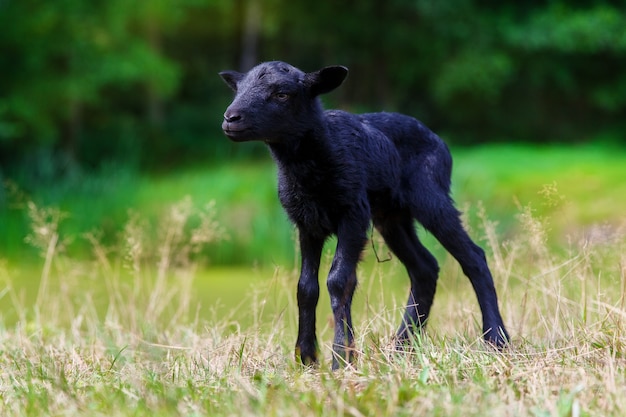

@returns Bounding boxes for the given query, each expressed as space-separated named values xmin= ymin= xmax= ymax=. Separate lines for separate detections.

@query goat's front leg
xmin=295 ymin=232 xmax=324 ymax=366
xmin=327 ymin=220 xmax=367 ymax=369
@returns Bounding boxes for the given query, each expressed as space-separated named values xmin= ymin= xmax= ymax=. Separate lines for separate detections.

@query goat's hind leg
xmin=375 ymin=216 xmax=440 ymax=348
xmin=417 ymin=199 xmax=510 ymax=347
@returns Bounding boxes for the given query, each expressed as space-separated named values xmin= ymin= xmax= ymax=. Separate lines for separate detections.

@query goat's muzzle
xmin=222 ymin=113 xmax=253 ymax=142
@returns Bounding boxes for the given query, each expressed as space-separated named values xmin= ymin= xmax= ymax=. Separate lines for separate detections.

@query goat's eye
xmin=274 ymin=93 xmax=290 ymax=101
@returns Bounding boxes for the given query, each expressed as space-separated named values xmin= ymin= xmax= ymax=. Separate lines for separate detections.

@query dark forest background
xmin=1 ymin=0 xmax=625 ymax=181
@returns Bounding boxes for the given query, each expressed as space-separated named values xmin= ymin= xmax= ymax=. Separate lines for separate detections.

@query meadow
xmin=0 ymin=143 xmax=625 ymax=416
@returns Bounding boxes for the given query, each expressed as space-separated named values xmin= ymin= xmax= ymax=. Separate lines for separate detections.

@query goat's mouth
xmin=222 ymin=123 xmax=255 ymax=142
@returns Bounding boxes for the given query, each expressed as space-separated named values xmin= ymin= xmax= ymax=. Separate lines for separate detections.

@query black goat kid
xmin=219 ymin=61 xmax=509 ymax=368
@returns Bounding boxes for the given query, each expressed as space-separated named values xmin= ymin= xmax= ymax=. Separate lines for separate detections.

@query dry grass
xmin=0 ymin=193 xmax=625 ymax=416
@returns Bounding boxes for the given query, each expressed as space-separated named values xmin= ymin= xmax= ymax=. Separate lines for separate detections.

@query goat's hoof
xmin=393 ymin=336 xmax=413 ymax=353
xmin=484 ymin=326 xmax=510 ymax=350
xmin=331 ymin=345 xmax=357 ymax=370
xmin=394 ymin=326 xmax=427 ymax=352
xmin=295 ymin=346 xmax=318 ymax=367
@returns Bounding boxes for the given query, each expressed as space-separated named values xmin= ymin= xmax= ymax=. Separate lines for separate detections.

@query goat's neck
xmin=268 ymin=130 xmax=337 ymax=184
xmin=268 ymin=124 xmax=330 ymax=160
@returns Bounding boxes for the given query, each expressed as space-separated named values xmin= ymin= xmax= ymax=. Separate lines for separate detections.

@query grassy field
xmin=1 ymin=143 xmax=625 ymax=415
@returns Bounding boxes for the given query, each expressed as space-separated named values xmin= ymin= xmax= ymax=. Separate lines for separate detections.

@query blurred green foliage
xmin=2 ymin=144 xmax=624 ymax=266
xmin=0 ymin=0 xmax=625 ymax=179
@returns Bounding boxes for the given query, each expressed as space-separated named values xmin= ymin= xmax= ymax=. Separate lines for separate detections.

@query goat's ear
xmin=306 ymin=66 xmax=348 ymax=96
xmin=219 ymin=70 xmax=244 ymax=91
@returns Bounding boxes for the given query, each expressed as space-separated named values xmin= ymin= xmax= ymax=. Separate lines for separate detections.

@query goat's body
xmin=219 ymin=61 xmax=509 ymax=368
xmin=272 ymin=110 xmax=450 ymax=239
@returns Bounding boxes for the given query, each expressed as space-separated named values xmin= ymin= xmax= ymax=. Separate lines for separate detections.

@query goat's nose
xmin=224 ymin=111 xmax=242 ymax=123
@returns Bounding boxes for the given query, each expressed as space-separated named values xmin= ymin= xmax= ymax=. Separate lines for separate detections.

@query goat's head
xmin=219 ymin=61 xmax=348 ymax=142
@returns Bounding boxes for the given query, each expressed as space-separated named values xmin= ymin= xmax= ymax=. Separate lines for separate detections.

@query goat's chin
xmin=223 ymin=130 xmax=258 ymax=142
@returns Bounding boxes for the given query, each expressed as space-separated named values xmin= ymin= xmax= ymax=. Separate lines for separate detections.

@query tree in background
xmin=1 ymin=0 xmax=624 ymax=179
xmin=0 ymin=0 xmax=184 ymax=175
xmin=265 ymin=0 xmax=626 ymax=142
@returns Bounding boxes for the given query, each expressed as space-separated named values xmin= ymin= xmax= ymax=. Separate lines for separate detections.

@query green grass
xmin=453 ymin=144 xmax=626 ymax=232
xmin=0 ymin=187 xmax=625 ymax=416
xmin=1 ymin=143 xmax=625 ymax=415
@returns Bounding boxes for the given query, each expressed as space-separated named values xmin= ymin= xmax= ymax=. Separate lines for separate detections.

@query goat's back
xmin=358 ymin=112 xmax=453 ymax=193
xmin=359 ymin=112 xmax=445 ymax=153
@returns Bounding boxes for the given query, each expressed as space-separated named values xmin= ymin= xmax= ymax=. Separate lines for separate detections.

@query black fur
xmin=219 ymin=61 xmax=509 ymax=368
